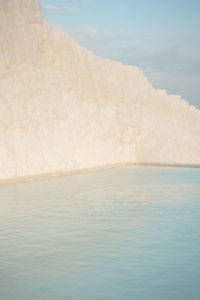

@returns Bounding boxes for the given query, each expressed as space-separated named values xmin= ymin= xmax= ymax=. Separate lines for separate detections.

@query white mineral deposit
xmin=0 ymin=0 xmax=200 ymax=181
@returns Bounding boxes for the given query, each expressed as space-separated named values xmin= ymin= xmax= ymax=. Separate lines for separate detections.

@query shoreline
xmin=0 ymin=161 xmax=200 ymax=185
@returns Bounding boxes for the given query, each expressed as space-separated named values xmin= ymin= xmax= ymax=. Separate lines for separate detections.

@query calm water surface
xmin=0 ymin=166 xmax=200 ymax=300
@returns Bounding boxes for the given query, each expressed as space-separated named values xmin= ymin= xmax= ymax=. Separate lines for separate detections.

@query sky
xmin=39 ymin=0 xmax=200 ymax=109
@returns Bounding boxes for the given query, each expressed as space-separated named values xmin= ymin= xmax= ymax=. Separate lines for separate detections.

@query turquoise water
xmin=0 ymin=166 xmax=200 ymax=300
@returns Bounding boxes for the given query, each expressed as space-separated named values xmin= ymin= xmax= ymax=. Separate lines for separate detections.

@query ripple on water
xmin=0 ymin=166 xmax=200 ymax=300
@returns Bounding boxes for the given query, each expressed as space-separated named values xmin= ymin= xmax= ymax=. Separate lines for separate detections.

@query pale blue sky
xmin=39 ymin=0 xmax=200 ymax=108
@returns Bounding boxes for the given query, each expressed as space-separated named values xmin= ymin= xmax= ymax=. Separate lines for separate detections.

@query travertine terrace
xmin=0 ymin=0 xmax=200 ymax=181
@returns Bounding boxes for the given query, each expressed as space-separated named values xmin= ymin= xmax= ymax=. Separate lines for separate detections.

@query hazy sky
xmin=39 ymin=0 xmax=200 ymax=108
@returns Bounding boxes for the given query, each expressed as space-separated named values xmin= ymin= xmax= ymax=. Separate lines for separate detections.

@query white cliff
xmin=0 ymin=0 xmax=200 ymax=181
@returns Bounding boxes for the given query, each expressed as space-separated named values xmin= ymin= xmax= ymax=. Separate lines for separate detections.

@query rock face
xmin=0 ymin=0 xmax=200 ymax=180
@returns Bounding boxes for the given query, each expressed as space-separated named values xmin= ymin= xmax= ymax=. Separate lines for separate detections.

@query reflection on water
xmin=0 ymin=166 xmax=200 ymax=300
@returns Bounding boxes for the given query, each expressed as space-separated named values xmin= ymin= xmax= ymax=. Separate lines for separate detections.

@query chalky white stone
xmin=0 ymin=0 xmax=200 ymax=181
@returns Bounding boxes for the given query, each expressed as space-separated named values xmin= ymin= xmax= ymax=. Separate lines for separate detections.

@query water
xmin=0 ymin=166 xmax=200 ymax=300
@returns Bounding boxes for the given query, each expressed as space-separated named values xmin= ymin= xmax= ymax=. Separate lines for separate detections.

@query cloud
xmin=45 ymin=4 xmax=60 ymax=11
xmin=44 ymin=1 xmax=79 ymax=12
xmin=74 ymin=28 xmax=136 ymax=41
xmin=64 ymin=6 xmax=79 ymax=11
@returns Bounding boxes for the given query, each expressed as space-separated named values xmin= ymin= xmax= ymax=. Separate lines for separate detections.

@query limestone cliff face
xmin=0 ymin=0 xmax=200 ymax=180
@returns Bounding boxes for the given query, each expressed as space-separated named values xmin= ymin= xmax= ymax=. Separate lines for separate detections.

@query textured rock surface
xmin=0 ymin=0 xmax=200 ymax=180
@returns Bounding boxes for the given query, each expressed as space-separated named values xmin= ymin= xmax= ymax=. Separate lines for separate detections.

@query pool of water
xmin=0 ymin=166 xmax=200 ymax=300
